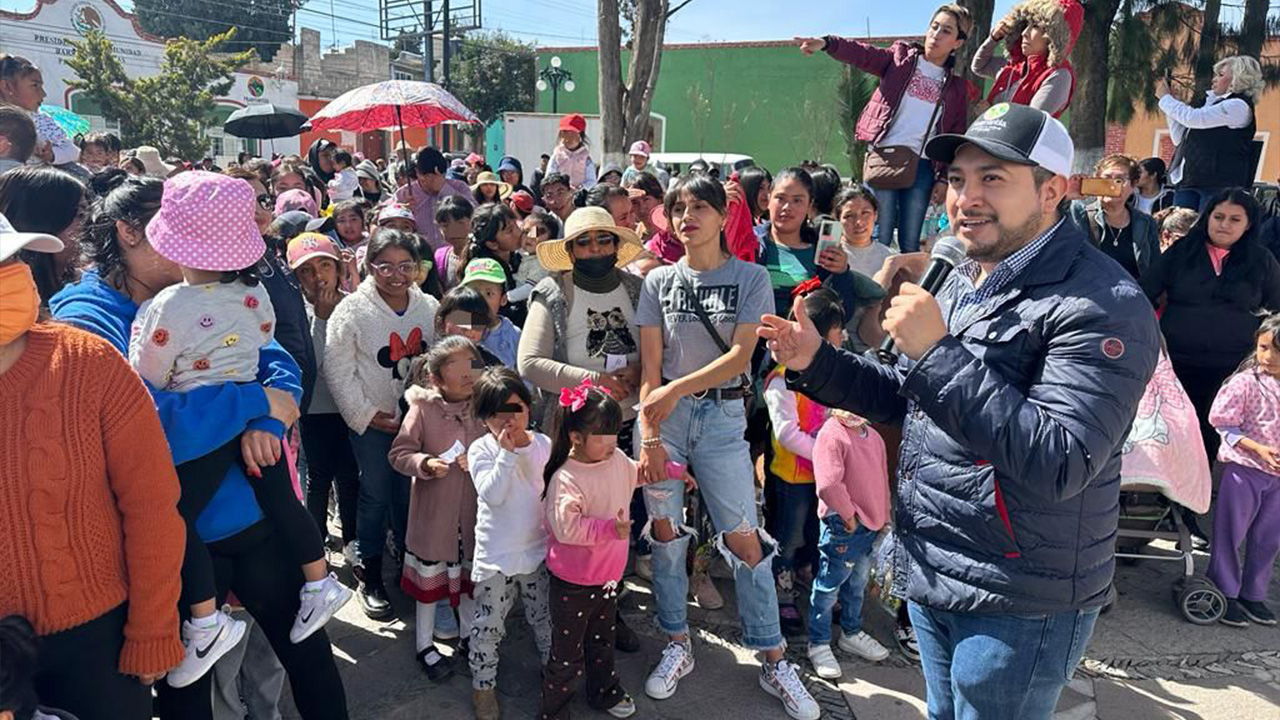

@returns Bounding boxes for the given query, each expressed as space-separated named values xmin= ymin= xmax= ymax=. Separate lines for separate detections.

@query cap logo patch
xmin=1101 ymin=337 xmax=1125 ymax=360
xmin=984 ymin=103 xmax=1012 ymax=119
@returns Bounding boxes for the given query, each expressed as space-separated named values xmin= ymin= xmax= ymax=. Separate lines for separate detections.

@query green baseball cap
xmin=461 ymin=257 xmax=507 ymax=288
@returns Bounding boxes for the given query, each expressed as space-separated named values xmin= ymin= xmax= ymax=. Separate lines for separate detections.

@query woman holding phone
xmin=1068 ymin=154 xmax=1160 ymax=280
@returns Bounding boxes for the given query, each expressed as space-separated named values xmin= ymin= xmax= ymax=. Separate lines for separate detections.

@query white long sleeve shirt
xmin=1159 ymin=91 xmax=1253 ymax=185
xmin=468 ymin=432 xmax=552 ymax=583
xmin=764 ymin=374 xmax=818 ymax=461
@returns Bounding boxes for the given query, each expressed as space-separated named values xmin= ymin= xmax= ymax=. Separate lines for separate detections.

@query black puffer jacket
xmin=790 ymin=221 xmax=1159 ymax=614
xmin=1142 ymin=230 xmax=1280 ymax=371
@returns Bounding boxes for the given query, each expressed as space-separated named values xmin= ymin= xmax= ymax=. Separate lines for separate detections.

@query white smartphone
xmin=816 ymin=216 xmax=843 ymax=257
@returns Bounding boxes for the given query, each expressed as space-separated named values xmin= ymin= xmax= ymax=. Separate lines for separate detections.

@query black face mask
xmin=574 ymin=253 xmax=617 ymax=279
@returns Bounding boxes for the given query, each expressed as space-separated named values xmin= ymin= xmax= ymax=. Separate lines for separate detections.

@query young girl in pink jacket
xmin=540 ymin=380 xmax=637 ymax=720
xmin=388 ymin=336 xmax=486 ymax=682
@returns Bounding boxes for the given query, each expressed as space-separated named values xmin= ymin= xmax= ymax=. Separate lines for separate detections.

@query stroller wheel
xmin=1177 ymin=579 xmax=1226 ymax=625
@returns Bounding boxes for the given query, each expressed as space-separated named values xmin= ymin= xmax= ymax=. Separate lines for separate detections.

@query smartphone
xmin=816 ymin=216 xmax=843 ymax=257
xmin=665 ymin=461 xmax=687 ymax=480
xmin=1079 ymin=177 xmax=1124 ymax=198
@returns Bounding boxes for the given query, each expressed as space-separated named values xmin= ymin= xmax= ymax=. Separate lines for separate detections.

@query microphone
xmin=876 ymin=235 xmax=968 ymax=365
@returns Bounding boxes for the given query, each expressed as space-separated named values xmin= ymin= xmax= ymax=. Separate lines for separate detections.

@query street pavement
xmin=278 ymin=537 xmax=1280 ymax=719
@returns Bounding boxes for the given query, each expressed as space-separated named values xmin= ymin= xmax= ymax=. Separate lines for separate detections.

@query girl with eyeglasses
xmin=324 ymin=228 xmax=441 ymax=620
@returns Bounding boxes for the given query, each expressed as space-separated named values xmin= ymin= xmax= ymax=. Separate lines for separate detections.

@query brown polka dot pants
xmin=538 ymin=575 xmax=626 ymax=720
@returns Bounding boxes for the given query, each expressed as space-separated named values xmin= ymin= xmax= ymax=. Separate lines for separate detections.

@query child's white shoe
xmin=168 ymin=610 xmax=247 ymax=688
xmin=290 ymin=573 xmax=353 ymax=643
xmin=838 ymin=630 xmax=890 ymax=661
xmin=807 ymin=644 xmax=842 ymax=679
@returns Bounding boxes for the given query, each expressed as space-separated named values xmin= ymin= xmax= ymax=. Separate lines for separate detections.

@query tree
xmin=1237 ymin=0 xmax=1278 ymax=63
xmin=1191 ymin=0 xmax=1223 ymax=98
xmin=598 ymin=0 xmax=696 ymax=163
xmin=837 ymin=67 xmax=878 ymax=181
xmin=133 ymin=0 xmax=303 ymax=61
xmin=450 ymin=32 xmax=537 ymax=127
xmin=66 ymin=29 xmax=252 ymax=160
xmin=1067 ymin=0 xmax=1125 ymax=173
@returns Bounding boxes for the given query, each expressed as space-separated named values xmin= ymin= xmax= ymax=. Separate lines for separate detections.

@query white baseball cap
xmin=0 ymin=212 xmax=62 ymax=263
xmin=925 ymin=102 xmax=1074 ymax=179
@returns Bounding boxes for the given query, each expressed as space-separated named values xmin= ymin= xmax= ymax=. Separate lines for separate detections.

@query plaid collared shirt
xmin=949 ymin=218 xmax=1065 ymax=327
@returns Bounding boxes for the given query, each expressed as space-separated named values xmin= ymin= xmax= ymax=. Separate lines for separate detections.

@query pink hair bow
xmin=559 ymin=378 xmax=596 ymax=411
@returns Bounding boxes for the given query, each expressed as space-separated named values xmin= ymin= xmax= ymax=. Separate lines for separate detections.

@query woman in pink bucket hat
xmin=131 ymin=171 xmax=351 ymax=689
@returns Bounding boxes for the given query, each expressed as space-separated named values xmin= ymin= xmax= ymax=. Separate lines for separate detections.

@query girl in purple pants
xmin=1207 ymin=314 xmax=1280 ymax=627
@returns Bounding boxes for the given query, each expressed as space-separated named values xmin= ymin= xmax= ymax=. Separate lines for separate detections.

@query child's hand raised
xmin=613 ymin=509 xmax=632 ymax=540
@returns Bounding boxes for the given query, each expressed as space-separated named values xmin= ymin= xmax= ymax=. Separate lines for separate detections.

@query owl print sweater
xmin=325 ymin=276 xmax=439 ymax=434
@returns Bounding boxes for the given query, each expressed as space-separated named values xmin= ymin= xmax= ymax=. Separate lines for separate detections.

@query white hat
xmin=0 ymin=212 xmax=62 ymax=263
xmin=133 ymin=146 xmax=177 ymax=177
xmin=925 ymin=102 xmax=1074 ymax=178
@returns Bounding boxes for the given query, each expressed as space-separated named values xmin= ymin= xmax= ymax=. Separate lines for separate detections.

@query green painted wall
xmin=535 ymin=44 xmax=873 ymax=176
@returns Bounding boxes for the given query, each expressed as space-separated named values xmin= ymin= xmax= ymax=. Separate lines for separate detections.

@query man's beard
xmin=967 ymin=206 xmax=1045 ymax=264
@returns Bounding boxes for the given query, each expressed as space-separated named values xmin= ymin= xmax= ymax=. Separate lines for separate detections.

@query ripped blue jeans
xmin=808 ymin=516 xmax=877 ymax=647
xmin=642 ymin=395 xmax=783 ymax=650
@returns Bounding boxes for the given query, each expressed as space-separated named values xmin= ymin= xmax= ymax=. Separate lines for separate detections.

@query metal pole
xmin=552 ymin=81 xmax=558 ymax=114
xmin=423 ymin=0 xmax=434 ymax=82
xmin=442 ymin=0 xmax=451 ymax=151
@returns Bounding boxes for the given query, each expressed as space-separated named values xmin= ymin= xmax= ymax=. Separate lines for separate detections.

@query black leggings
xmin=34 ymin=604 xmax=152 ymax=720
xmin=154 ymin=523 xmax=349 ymax=720
xmin=300 ymin=413 xmax=360 ymax=545
xmin=1171 ymin=360 xmax=1237 ymax=463
xmin=177 ymin=437 xmax=325 ymax=609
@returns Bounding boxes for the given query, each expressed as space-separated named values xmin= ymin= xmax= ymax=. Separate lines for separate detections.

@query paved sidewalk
xmin=281 ymin=540 xmax=1280 ymax=719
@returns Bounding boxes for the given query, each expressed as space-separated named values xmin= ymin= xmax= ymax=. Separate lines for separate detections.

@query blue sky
xmin=2 ymin=0 xmax=1026 ymax=49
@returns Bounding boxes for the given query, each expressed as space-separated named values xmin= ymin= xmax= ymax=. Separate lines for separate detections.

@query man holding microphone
xmin=759 ymin=103 xmax=1159 ymax=720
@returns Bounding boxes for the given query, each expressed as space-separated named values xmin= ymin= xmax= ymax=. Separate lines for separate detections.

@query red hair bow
xmin=559 ymin=378 xmax=596 ymax=411
xmin=791 ymin=276 xmax=823 ymax=298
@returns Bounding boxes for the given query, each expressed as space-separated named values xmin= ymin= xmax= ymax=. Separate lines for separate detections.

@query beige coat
xmin=388 ymin=385 xmax=486 ymax=563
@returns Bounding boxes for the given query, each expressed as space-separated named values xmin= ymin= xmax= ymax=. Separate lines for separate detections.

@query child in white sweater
xmin=464 ymin=367 xmax=553 ymax=719
xmin=327 ymin=150 xmax=359 ymax=202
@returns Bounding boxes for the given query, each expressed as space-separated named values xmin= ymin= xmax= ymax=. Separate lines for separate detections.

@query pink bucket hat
xmin=628 ymin=140 xmax=651 ymax=158
xmin=147 ymin=171 xmax=265 ymax=272
xmin=275 ymin=188 xmax=318 ymax=217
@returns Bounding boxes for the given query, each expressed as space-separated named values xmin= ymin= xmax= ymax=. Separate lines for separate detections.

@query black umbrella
xmin=224 ymin=103 xmax=309 ymax=139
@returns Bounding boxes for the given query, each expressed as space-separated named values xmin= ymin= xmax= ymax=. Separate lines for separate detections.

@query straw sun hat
xmin=535 ymin=206 xmax=644 ymax=272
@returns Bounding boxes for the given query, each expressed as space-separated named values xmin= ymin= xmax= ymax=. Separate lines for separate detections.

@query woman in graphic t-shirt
xmin=798 ymin=4 xmax=974 ymax=253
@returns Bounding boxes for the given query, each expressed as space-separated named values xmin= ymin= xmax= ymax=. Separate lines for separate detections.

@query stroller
xmin=1115 ymin=350 xmax=1221 ymax=624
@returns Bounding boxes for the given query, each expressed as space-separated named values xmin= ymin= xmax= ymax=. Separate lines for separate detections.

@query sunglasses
xmin=369 ymin=261 xmax=419 ymax=277
xmin=573 ymin=232 xmax=617 ymax=249
xmin=257 ymin=193 xmax=275 ymax=210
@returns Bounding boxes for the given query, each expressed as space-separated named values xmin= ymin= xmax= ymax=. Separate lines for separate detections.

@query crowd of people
xmin=3 ymin=2 xmax=1280 ymax=719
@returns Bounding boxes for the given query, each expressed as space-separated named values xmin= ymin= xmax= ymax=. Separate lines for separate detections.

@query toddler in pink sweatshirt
xmin=806 ymin=409 xmax=892 ymax=679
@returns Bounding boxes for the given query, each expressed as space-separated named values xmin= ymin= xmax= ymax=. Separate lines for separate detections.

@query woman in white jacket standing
xmin=325 ymin=229 xmax=439 ymax=619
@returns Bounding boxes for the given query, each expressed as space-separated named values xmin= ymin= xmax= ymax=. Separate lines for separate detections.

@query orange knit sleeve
xmin=95 ymin=341 xmax=187 ymax=677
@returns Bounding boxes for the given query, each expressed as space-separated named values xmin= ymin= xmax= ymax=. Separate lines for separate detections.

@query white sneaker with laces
xmin=839 ymin=630 xmax=890 ymax=662
xmin=760 ymin=659 xmax=821 ymax=720
xmin=168 ymin=610 xmax=247 ymax=688
xmin=606 ymin=693 xmax=637 ymax=718
xmin=807 ymin=644 xmax=842 ymax=679
xmin=290 ymin=573 xmax=353 ymax=643
xmin=644 ymin=640 xmax=695 ymax=700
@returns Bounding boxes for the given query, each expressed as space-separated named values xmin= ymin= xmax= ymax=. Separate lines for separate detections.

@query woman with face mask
xmin=0 ymin=216 xmax=186 ymax=720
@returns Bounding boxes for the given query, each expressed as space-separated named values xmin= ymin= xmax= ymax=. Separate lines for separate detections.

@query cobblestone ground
xmin=277 ymin=536 xmax=1280 ymax=719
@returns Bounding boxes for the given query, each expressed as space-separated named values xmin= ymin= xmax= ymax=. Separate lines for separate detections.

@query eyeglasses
xmin=369 ymin=261 xmax=419 ymax=277
xmin=257 ymin=193 xmax=275 ymax=210
xmin=573 ymin=232 xmax=617 ymax=249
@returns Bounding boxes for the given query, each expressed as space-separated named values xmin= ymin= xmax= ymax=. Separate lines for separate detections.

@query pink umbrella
xmin=307 ymin=80 xmax=480 ymax=164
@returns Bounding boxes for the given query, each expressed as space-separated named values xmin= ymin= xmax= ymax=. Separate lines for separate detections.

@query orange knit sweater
xmin=0 ymin=323 xmax=186 ymax=676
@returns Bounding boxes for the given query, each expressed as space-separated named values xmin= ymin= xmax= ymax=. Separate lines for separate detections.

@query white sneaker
xmin=807 ymin=644 xmax=842 ymax=679
xmin=690 ymin=570 xmax=724 ymax=610
xmin=838 ymin=630 xmax=890 ymax=662
xmin=644 ymin=640 xmax=695 ymax=700
xmin=759 ymin=659 xmax=821 ymax=720
xmin=168 ymin=610 xmax=247 ymax=688
xmin=342 ymin=541 xmax=358 ymax=569
xmin=634 ymin=554 xmax=653 ymax=581
xmin=290 ymin=573 xmax=353 ymax=643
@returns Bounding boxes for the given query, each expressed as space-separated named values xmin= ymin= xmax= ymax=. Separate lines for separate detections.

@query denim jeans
xmin=909 ymin=602 xmax=1100 ymax=720
xmin=874 ymin=158 xmax=935 ymax=253
xmin=350 ymin=428 xmax=409 ymax=562
xmin=643 ymin=394 xmax=784 ymax=650
xmin=808 ymin=517 xmax=877 ymax=646
xmin=1173 ymin=187 xmax=1217 ymax=212
xmin=770 ymin=479 xmax=817 ymax=577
